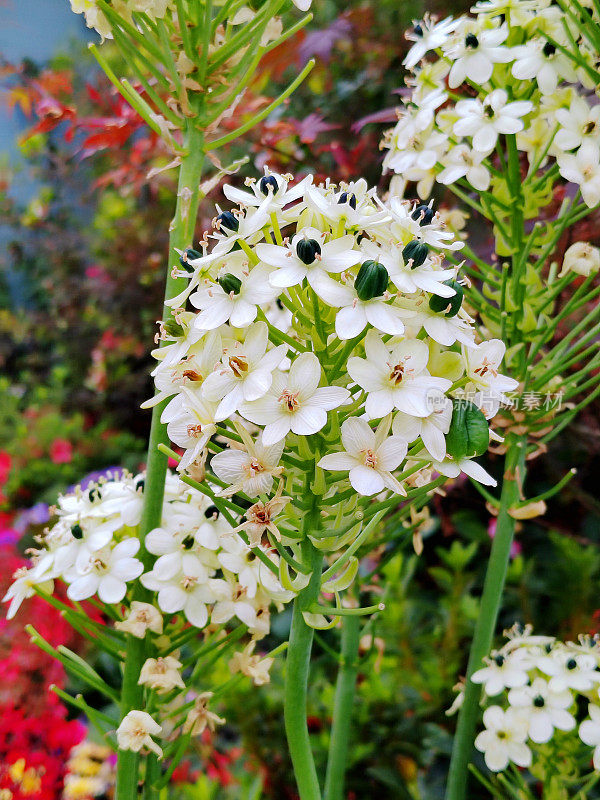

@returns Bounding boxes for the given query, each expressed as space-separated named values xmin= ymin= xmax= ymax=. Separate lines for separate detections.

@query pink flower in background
xmin=488 ymin=518 xmax=522 ymax=558
xmin=0 ymin=452 xmax=11 ymax=485
xmin=49 ymin=439 xmax=73 ymax=464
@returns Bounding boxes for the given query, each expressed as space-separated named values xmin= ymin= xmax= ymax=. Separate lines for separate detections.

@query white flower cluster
xmin=3 ymin=470 xmax=291 ymax=638
xmin=69 ymin=0 xmax=311 ymax=40
xmin=383 ymin=2 xmax=600 ymax=207
xmin=146 ymin=168 xmax=516 ymax=511
xmin=471 ymin=626 xmax=600 ymax=773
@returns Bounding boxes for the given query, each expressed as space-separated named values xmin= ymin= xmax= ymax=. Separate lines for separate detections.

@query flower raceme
xmin=382 ymin=3 xmax=600 ymax=207
xmin=148 ymin=169 xmax=515 ymax=511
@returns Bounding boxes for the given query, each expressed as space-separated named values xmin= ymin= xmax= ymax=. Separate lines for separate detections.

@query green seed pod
xmin=445 ymin=399 xmax=490 ymax=461
xmin=71 ymin=524 xmax=84 ymax=540
xmin=163 ymin=319 xmax=185 ymax=337
xmin=296 ymin=238 xmax=322 ymax=265
xmin=218 ymin=273 xmax=242 ymax=295
xmin=428 ymin=280 xmax=464 ymax=317
xmin=402 ymin=239 xmax=429 ymax=268
xmin=354 ymin=260 xmax=389 ymax=301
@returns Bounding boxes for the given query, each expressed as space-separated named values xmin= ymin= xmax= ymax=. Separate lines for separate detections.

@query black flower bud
xmin=411 ymin=204 xmax=435 ymax=226
xmin=296 ymin=238 xmax=322 ymax=265
xmin=402 ymin=239 xmax=429 ymax=268
xmin=218 ymin=273 xmax=242 ymax=295
xmin=259 ymin=175 xmax=279 ymax=195
xmin=217 ymin=211 xmax=239 ymax=232
xmin=179 ymin=248 xmax=202 ymax=273
xmin=354 ymin=260 xmax=389 ymax=301
xmin=428 ymin=279 xmax=464 ymax=317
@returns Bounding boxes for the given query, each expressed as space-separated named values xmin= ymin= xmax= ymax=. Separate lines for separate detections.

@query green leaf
xmin=446 ymin=400 xmax=489 ymax=461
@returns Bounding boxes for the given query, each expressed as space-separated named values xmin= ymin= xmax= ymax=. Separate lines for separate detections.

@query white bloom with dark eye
xmin=217 ymin=535 xmax=271 ymax=599
xmin=117 ymin=711 xmax=162 ymax=758
xmin=315 ymin=277 xmax=410 ymax=339
xmin=445 ymin=24 xmax=512 ymax=88
xmin=437 ymin=144 xmax=491 ymax=191
xmin=474 ymin=706 xmax=532 ymax=773
xmin=537 ymin=650 xmax=600 ymax=693
xmin=558 ymin=141 xmax=600 ymax=208
xmin=140 ymin=555 xmax=216 ymax=629
xmin=471 ymin=650 xmax=530 ymax=696
xmin=579 ymin=704 xmax=600 ymax=768
xmin=259 ymin=228 xmax=359 ymax=296
xmin=555 ymin=97 xmax=600 ymax=152
xmin=507 ymin=678 xmax=575 ymax=743
xmin=404 ymin=15 xmax=458 ymax=69
xmin=145 ymin=527 xmax=216 ymax=582
xmin=190 ymin=262 xmax=279 ymax=331
xmin=223 ymin=169 xmax=312 ymax=215
xmin=412 ymin=300 xmax=476 ymax=348
xmin=318 ymin=416 xmax=408 ymax=496
xmin=361 ymin=240 xmax=457 ymax=299
xmin=454 ymin=90 xmax=532 ymax=154
xmin=211 ymin=431 xmax=284 ymax=498
xmin=305 ymin=181 xmax=390 ymax=232
xmin=385 ymin=196 xmax=464 ymax=251
xmin=240 ymin=352 xmax=350 ymax=446
xmin=392 ymin=390 xmax=452 ymax=462
xmin=201 ymin=322 xmax=287 ymax=421
xmin=347 ymin=331 xmax=451 ymax=420
xmin=65 ymin=538 xmax=144 ymax=604
xmin=511 ymin=39 xmax=577 ymax=95
xmin=382 ymin=118 xmax=448 ymax=181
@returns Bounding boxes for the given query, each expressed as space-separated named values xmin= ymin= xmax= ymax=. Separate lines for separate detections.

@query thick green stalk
xmin=115 ymin=121 xmax=206 ymax=800
xmin=445 ymin=436 xmax=526 ymax=800
xmin=324 ymin=615 xmax=360 ymax=800
xmin=284 ymin=538 xmax=324 ymax=800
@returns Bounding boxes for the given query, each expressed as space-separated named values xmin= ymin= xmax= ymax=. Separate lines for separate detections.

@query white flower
xmin=291 ymin=0 xmax=312 ymax=10
xmin=471 ymin=651 xmax=529 ymax=696
xmin=306 ymin=180 xmax=390 ymax=232
xmin=464 ymin=340 xmax=519 ymax=418
xmin=65 ymin=538 xmax=144 ymax=603
xmin=558 ymin=141 xmax=600 ymax=208
xmin=318 ymin=416 xmax=408 ymax=496
xmin=140 ymin=555 xmax=216 ymax=628
xmin=114 ymin=601 xmax=163 ymax=638
xmin=507 ymin=678 xmax=575 ymax=743
xmin=69 ymin=0 xmax=112 ymax=39
xmin=2 ymin=566 xmax=54 ymax=620
xmin=347 ymin=331 xmax=451 ymax=420
xmin=474 ymin=706 xmax=532 ymax=772
xmin=412 ymin=299 xmax=476 ymax=348
xmin=432 ymin=453 xmax=497 ymax=486
xmin=117 ymin=710 xmax=162 ymax=758
xmin=209 ymin=577 xmax=260 ymax=627
xmin=392 ymin=390 xmax=452 ymax=462
xmin=211 ymin=429 xmax=284 ymax=497
xmin=259 ymin=228 xmax=359 ymax=296
xmin=404 ymin=15 xmax=458 ymax=69
xmin=190 ymin=260 xmax=279 ymax=330
xmin=145 ymin=527 xmax=216 ymax=582
xmin=223 ymin=169 xmax=311 ymax=215
xmin=579 ymin=704 xmax=600 ymax=768
xmin=183 ymin=692 xmax=225 ymax=736
xmin=217 ymin=535 xmax=273 ymax=599
xmin=437 ymin=144 xmax=491 ymax=191
xmin=560 ymin=241 xmax=600 ymax=277
xmin=537 ymin=650 xmax=600 ymax=693
xmin=229 ymin=641 xmax=274 ymax=686
xmin=240 ymin=352 xmax=350 ymax=446
xmin=445 ymin=24 xmax=512 ymax=89
xmin=201 ymin=322 xmax=287 ymax=420
xmin=454 ymin=90 xmax=532 ymax=154
xmin=138 ymin=656 xmax=185 ymax=694
xmin=511 ymin=39 xmax=576 ymax=95
xmin=555 ymin=97 xmax=600 ymax=151
xmin=361 ymin=240 xmax=457 ymax=299
xmin=161 ymin=390 xmax=218 ymax=471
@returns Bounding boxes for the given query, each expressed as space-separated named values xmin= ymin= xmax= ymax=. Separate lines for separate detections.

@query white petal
xmin=349 ymin=465 xmax=385 ymax=496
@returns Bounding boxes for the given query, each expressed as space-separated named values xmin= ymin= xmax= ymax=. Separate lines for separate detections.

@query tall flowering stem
xmin=381 ymin=4 xmax=600 ymax=797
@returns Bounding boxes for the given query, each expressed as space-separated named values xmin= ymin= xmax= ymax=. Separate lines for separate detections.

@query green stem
xmin=284 ymin=538 xmax=324 ymax=800
xmin=445 ymin=436 xmax=526 ymax=800
xmin=323 ymin=615 xmax=360 ymax=800
xmin=115 ymin=121 xmax=206 ymax=800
